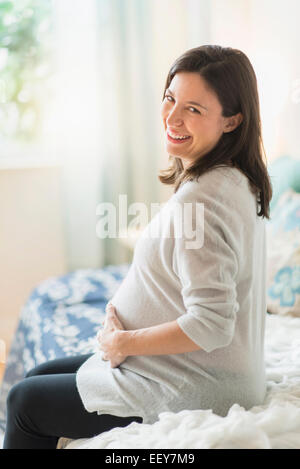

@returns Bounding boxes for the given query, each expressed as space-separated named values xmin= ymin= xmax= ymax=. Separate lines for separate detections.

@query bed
xmin=0 ymin=263 xmax=130 ymax=435
xmin=1 ymin=155 xmax=300 ymax=449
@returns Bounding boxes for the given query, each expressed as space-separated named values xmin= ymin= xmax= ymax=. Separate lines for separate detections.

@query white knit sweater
xmin=76 ymin=166 xmax=267 ymax=425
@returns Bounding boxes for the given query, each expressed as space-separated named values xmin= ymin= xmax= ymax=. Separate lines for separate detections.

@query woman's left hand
xmin=97 ymin=303 xmax=127 ymax=368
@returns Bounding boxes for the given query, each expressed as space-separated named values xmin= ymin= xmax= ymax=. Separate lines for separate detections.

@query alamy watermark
xmin=0 ymin=339 xmax=6 ymax=364
xmin=96 ymin=195 xmax=204 ymax=249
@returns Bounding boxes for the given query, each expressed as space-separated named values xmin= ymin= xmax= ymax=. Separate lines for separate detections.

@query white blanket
xmin=62 ymin=314 xmax=300 ymax=449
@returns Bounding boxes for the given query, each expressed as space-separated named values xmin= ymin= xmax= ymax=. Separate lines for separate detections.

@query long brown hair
xmin=158 ymin=45 xmax=272 ymax=219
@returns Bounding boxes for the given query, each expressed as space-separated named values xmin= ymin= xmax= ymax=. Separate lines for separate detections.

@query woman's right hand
xmin=97 ymin=303 xmax=127 ymax=368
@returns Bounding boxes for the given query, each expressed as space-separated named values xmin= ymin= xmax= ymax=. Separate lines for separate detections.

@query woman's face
xmin=161 ymin=72 xmax=241 ymax=168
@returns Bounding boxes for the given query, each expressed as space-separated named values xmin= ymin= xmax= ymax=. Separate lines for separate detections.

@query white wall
xmin=0 ymin=163 xmax=66 ymax=354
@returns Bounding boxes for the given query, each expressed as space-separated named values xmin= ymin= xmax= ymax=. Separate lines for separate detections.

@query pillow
xmin=266 ymin=188 xmax=300 ymax=316
xmin=269 ymin=155 xmax=300 ymax=212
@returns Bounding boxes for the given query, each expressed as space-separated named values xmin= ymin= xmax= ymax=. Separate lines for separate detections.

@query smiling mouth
xmin=167 ymin=132 xmax=191 ymax=144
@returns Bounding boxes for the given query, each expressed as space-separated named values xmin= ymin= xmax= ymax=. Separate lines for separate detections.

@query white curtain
xmin=96 ymin=0 xmax=212 ymax=265
xmin=206 ymin=0 xmax=300 ymax=162
xmin=46 ymin=0 xmax=105 ymax=271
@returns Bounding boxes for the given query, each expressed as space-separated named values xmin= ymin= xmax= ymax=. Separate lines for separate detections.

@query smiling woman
xmin=161 ymin=72 xmax=243 ymax=169
xmin=159 ymin=45 xmax=272 ymax=219
xmin=4 ymin=45 xmax=272 ymax=449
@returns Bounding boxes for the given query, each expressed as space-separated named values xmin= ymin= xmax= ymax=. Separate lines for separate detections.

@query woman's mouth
xmin=167 ymin=131 xmax=191 ymax=144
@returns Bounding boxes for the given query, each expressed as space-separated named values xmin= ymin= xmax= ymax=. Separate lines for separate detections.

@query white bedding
xmin=60 ymin=314 xmax=300 ymax=449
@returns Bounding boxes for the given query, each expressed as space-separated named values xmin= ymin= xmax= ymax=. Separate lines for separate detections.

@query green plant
xmin=0 ymin=0 xmax=53 ymax=142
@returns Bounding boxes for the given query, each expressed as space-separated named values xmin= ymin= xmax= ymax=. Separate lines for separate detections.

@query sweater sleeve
xmin=173 ymin=185 xmax=240 ymax=353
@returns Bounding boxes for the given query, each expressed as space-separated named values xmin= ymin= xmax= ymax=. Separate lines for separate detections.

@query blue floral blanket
xmin=0 ymin=264 xmax=130 ymax=432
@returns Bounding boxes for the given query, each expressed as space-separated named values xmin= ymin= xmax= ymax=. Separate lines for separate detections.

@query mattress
xmin=63 ymin=313 xmax=300 ymax=449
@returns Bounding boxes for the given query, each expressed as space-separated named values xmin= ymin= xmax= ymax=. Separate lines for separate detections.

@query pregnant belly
xmin=109 ymin=271 xmax=153 ymax=330
xmin=109 ymin=267 xmax=173 ymax=331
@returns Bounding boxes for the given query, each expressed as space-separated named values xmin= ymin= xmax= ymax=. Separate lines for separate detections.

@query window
xmin=0 ymin=0 xmax=53 ymax=145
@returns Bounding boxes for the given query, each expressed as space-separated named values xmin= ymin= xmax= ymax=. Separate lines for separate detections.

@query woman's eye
xmin=164 ymin=96 xmax=201 ymax=114
xmin=189 ymin=107 xmax=200 ymax=114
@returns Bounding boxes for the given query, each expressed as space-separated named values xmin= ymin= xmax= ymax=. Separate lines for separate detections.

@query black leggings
xmin=3 ymin=354 xmax=143 ymax=449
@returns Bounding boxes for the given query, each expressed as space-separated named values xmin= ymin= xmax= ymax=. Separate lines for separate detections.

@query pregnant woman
xmin=4 ymin=45 xmax=272 ymax=449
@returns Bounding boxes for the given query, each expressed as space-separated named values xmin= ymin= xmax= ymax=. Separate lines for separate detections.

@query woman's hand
xmin=97 ymin=303 xmax=127 ymax=368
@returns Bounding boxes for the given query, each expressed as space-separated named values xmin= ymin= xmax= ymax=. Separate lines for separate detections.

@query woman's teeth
xmin=168 ymin=132 xmax=190 ymax=140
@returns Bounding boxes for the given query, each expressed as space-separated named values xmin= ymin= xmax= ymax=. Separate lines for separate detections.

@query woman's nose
xmin=166 ymin=107 xmax=184 ymax=127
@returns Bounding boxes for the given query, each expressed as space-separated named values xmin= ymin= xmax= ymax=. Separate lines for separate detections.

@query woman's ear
xmin=223 ymin=112 xmax=243 ymax=133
